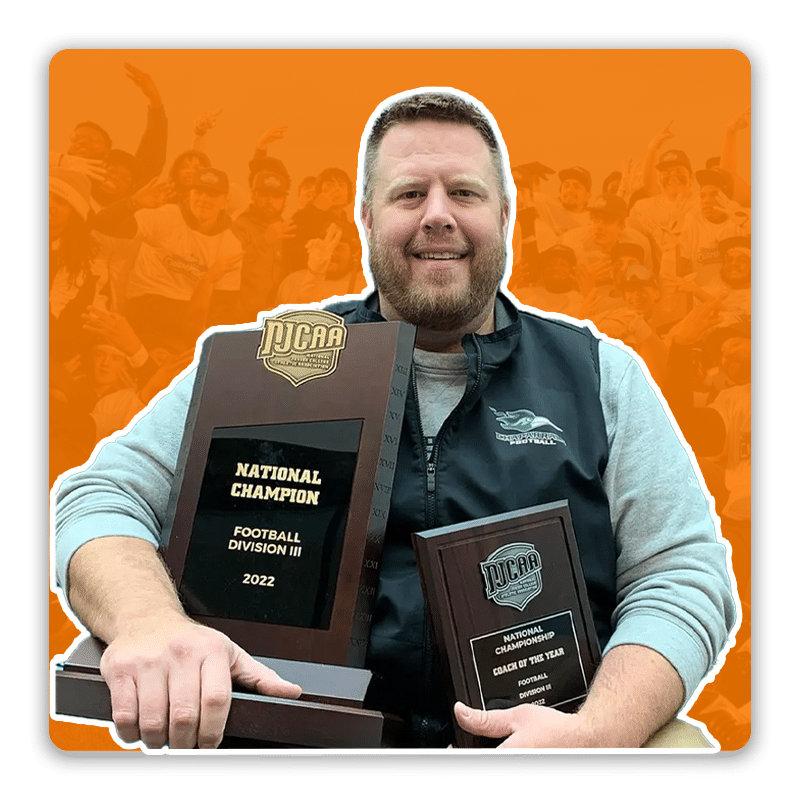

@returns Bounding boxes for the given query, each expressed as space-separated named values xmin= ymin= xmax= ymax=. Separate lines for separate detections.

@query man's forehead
xmin=377 ymin=120 xmax=491 ymax=162
xmin=374 ymin=121 xmax=496 ymax=190
xmin=73 ymin=125 xmax=103 ymax=137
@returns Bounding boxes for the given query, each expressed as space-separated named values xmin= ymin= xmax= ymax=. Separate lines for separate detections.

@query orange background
xmin=49 ymin=48 xmax=751 ymax=751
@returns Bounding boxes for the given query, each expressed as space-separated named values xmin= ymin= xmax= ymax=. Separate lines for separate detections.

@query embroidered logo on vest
xmin=480 ymin=542 xmax=543 ymax=611
xmin=489 ymin=407 xmax=567 ymax=447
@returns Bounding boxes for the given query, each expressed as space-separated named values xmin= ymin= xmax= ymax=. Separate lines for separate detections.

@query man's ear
xmin=360 ymin=201 xmax=373 ymax=236
xmin=501 ymin=199 xmax=510 ymax=236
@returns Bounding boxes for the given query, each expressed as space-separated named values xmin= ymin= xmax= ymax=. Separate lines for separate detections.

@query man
xmin=670 ymin=235 xmax=751 ymax=332
xmin=560 ymin=193 xmax=653 ymax=320
xmin=677 ymin=167 xmax=750 ymax=286
xmin=94 ymin=167 xmax=244 ymax=353
xmin=631 ymin=147 xmax=696 ymax=278
xmin=49 ymin=63 xmax=168 ymax=209
xmin=513 ymin=244 xmax=583 ymax=317
xmin=232 ymin=162 xmax=295 ymax=318
xmin=532 ymin=165 xmax=593 ymax=236
xmin=598 ymin=264 xmax=668 ymax=385
xmin=55 ymin=89 xmax=735 ymax=750
xmin=276 ymin=225 xmax=367 ymax=306
xmin=285 ymin=167 xmax=359 ymax=276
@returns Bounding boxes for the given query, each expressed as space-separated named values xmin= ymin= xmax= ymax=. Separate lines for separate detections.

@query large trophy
xmin=413 ymin=501 xmax=601 ymax=748
xmin=55 ymin=310 xmax=416 ymax=748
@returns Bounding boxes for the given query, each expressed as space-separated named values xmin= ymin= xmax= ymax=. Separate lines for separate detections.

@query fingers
xmin=166 ymin=645 xmax=202 ymax=749
xmin=136 ymin=661 xmax=170 ymax=749
xmin=123 ymin=62 xmax=146 ymax=83
xmin=197 ymin=652 xmax=232 ymax=749
xmin=453 ymin=701 xmax=515 ymax=740
xmin=104 ymin=670 xmax=141 ymax=744
xmin=230 ymin=646 xmax=302 ymax=700
xmin=325 ymin=224 xmax=343 ymax=247
xmin=100 ymin=625 xmax=301 ymax=750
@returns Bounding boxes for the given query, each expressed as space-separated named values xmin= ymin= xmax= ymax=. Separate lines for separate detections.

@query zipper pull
xmin=426 ymin=463 xmax=436 ymax=493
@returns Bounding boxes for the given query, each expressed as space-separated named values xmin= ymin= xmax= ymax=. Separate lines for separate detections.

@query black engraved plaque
xmin=180 ymin=420 xmax=363 ymax=629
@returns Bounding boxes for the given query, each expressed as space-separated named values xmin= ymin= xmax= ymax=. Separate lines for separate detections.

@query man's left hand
xmin=454 ymin=701 xmax=593 ymax=748
xmin=124 ymin=62 xmax=162 ymax=108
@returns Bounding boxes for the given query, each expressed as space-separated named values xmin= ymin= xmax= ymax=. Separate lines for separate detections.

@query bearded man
xmin=54 ymin=90 xmax=735 ymax=750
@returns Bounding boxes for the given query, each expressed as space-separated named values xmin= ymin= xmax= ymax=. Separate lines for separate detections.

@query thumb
xmin=229 ymin=645 xmax=302 ymax=699
xmin=454 ymin=701 xmax=515 ymax=739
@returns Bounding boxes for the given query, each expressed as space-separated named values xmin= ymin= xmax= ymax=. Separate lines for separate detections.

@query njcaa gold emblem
xmin=257 ymin=309 xmax=347 ymax=386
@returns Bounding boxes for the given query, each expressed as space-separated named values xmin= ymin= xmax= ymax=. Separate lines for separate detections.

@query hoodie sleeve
xmin=597 ymin=340 xmax=738 ymax=704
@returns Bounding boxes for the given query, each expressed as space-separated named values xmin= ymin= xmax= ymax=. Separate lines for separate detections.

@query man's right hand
xmin=58 ymin=154 xmax=108 ymax=183
xmin=99 ymin=612 xmax=302 ymax=749
xmin=131 ymin=177 xmax=175 ymax=209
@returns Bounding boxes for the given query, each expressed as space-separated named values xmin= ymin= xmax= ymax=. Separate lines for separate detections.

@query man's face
xmin=327 ymin=242 xmax=353 ymax=279
xmin=92 ymin=347 xmax=126 ymax=387
xmin=252 ymin=188 xmax=286 ymax=221
xmin=720 ymin=337 xmax=751 ymax=385
xmin=623 ymin=282 xmax=659 ymax=319
xmin=361 ymin=120 xmax=509 ymax=331
xmin=516 ymin=185 xmax=534 ymax=210
xmin=298 ymin=181 xmax=316 ymax=208
xmin=320 ymin=177 xmax=349 ymax=209
xmin=103 ymin=164 xmax=137 ymax=201
xmin=189 ymin=188 xmax=228 ymax=224
xmin=721 ymin=250 xmax=751 ymax=289
xmin=559 ymin=178 xmax=590 ymax=212
xmin=590 ymin=214 xmax=625 ymax=249
xmin=541 ymin=256 xmax=574 ymax=293
xmin=700 ymin=185 xmax=726 ymax=222
xmin=68 ymin=125 xmax=109 ymax=161
xmin=49 ymin=193 xmax=74 ymax=232
xmin=658 ymin=166 xmax=692 ymax=199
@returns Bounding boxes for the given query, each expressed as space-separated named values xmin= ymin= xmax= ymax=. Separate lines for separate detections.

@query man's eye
xmin=399 ymin=191 xmax=424 ymax=200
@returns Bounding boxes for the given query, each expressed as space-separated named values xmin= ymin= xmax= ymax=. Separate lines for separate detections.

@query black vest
xmin=329 ymin=293 xmax=616 ymax=746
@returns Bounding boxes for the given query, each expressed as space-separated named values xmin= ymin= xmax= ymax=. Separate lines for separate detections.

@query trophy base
xmin=54 ymin=637 xmax=406 ymax=748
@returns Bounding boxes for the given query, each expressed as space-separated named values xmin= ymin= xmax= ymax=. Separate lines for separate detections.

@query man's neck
xmin=194 ymin=214 xmax=223 ymax=234
xmin=377 ymin=294 xmax=496 ymax=353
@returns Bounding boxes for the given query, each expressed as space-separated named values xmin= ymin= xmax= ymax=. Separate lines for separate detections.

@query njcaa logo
xmin=257 ymin=309 xmax=347 ymax=386
xmin=480 ymin=542 xmax=543 ymax=611
xmin=489 ymin=407 xmax=566 ymax=447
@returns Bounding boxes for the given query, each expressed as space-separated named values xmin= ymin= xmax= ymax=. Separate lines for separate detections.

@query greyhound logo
xmin=489 ymin=407 xmax=563 ymax=433
xmin=489 ymin=406 xmax=567 ymax=447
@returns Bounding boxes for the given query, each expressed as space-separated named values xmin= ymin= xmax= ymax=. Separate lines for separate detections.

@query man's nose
xmin=420 ymin=186 xmax=456 ymax=234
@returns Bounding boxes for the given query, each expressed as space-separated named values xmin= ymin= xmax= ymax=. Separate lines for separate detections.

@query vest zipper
xmin=412 ymin=336 xmax=484 ymax=744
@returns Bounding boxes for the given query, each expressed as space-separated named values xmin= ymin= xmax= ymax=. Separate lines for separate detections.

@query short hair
xmin=316 ymin=167 xmax=352 ymax=202
xmin=362 ymin=91 xmax=509 ymax=208
xmin=73 ymin=121 xmax=112 ymax=150
xmin=299 ymin=175 xmax=317 ymax=190
xmin=107 ymin=149 xmax=139 ymax=178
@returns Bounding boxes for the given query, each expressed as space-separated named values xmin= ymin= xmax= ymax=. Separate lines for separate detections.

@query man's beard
xmin=367 ymin=231 xmax=506 ymax=331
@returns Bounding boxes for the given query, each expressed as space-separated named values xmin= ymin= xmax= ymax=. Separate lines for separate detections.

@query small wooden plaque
xmin=413 ymin=501 xmax=601 ymax=747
